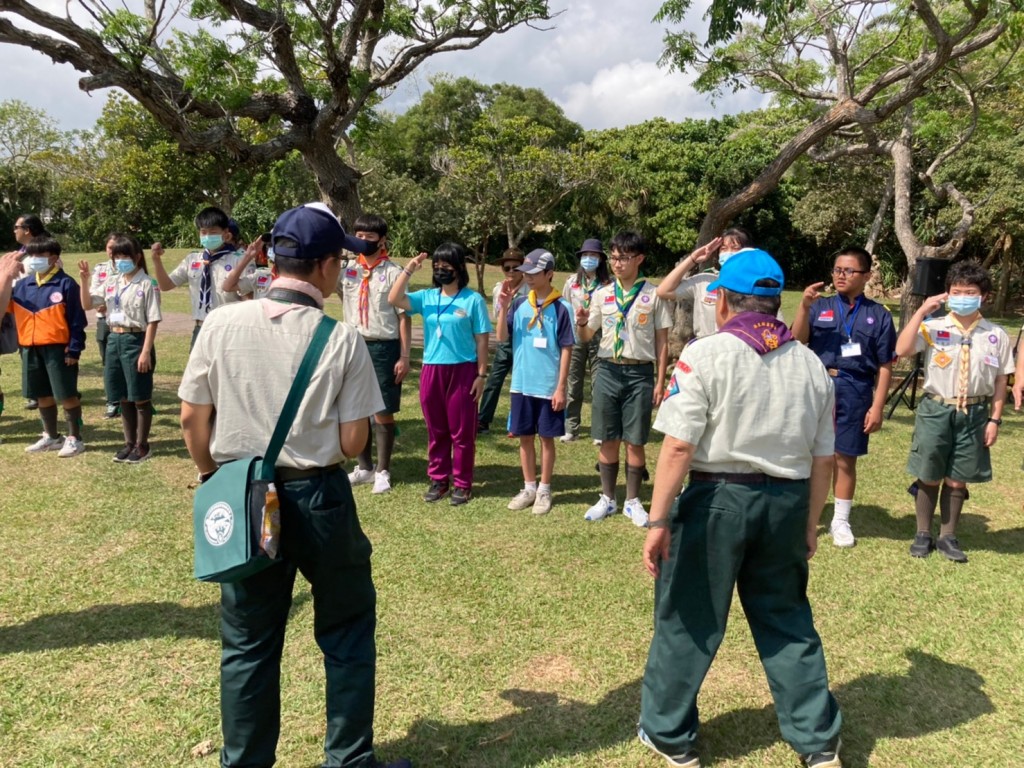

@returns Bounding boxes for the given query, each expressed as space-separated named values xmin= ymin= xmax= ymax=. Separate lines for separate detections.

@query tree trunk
xmin=994 ymin=233 xmax=1013 ymax=316
xmin=865 ymin=172 xmax=895 ymax=299
xmin=300 ymin=136 xmax=363 ymax=225
xmin=981 ymin=232 xmax=1005 ymax=270
xmin=474 ymin=235 xmax=489 ymax=297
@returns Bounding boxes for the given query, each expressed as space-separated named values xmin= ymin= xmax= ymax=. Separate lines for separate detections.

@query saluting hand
xmin=920 ymin=293 xmax=948 ymax=317
xmin=0 ymin=250 xmax=24 ymax=279
xmin=150 ymin=242 xmax=165 ymax=260
xmin=78 ymin=260 xmax=91 ymax=281
xmin=406 ymin=252 xmax=429 ymax=273
xmin=575 ymin=305 xmax=590 ymax=327
xmin=691 ymin=236 xmax=723 ymax=265
xmin=643 ymin=528 xmax=671 ymax=578
xmin=801 ymin=282 xmax=826 ymax=309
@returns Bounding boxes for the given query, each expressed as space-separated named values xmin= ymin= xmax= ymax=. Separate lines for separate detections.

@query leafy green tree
xmin=0 ymin=99 xmax=65 ymax=245
xmin=0 ymin=0 xmax=552 ymax=222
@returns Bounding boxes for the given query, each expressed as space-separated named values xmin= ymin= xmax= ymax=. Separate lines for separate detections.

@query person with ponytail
xmin=79 ymin=235 xmax=162 ymax=463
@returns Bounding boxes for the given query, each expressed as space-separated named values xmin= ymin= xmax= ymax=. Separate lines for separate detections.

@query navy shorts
xmin=834 ymin=374 xmax=874 ymax=457
xmin=510 ymin=393 xmax=565 ymax=438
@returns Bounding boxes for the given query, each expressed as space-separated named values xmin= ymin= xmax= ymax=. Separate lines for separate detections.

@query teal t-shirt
xmin=407 ymin=287 xmax=492 ymax=365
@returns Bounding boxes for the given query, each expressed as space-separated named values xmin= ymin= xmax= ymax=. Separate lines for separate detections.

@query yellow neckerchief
xmin=527 ymin=287 xmax=562 ymax=330
xmin=35 ymin=264 xmax=59 ymax=286
xmin=947 ymin=312 xmax=982 ymax=413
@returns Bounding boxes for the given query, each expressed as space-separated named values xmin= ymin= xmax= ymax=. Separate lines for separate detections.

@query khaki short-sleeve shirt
xmin=674 ymin=272 xmax=720 ymax=339
xmin=562 ymin=275 xmax=607 ymax=315
xmin=915 ymin=316 xmax=1014 ymax=398
xmin=588 ymin=280 xmax=672 ymax=361
xmin=655 ymin=333 xmax=835 ymax=478
xmin=91 ymin=261 xmax=114 ymax=316
xmin=336 ymin=259 xmax=405 ymax=340
xmin=90 ymin=270 xmax=162 ymax=328
xmin=179 ymin=301 xmax=384 ymax=469
xmin=168 ymin=248 xmax=256 ymax=320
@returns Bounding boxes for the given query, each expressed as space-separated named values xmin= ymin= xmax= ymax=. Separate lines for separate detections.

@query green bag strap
xmin=258 ymin=315 xmax=337 ymax=481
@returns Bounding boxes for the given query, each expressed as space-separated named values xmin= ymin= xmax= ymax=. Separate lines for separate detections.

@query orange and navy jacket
xmin=7 ymin=269 xmax=87 ymax=358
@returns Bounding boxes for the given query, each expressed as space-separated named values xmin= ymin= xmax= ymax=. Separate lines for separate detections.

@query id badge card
xmin=840 ymin=342 xmax=862 ymax=358
xmin=109 ymin=311 xmax=127 ymax=325
xmin=532 ymin=337 xmax=548 ymax=349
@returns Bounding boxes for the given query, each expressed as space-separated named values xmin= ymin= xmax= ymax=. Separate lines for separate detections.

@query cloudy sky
xmin=0 ymin=0 xmax=767 ymax=132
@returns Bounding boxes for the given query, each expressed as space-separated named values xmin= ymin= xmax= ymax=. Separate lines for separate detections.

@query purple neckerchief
xmin=719 ymin=312 xmax=794 ymax=355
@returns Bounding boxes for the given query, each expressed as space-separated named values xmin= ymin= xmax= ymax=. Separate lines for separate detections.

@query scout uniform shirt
xmin=562 ymin=274 xmax=605 ymax=316
xmin=91 ymin=261 xmax=114 ymax=317
xmin=337 ymin=257 xmax=405 ymax=340
xmin=913 ymin=315 xmax=1014 ymax=398
xmin=807 ymin=294 xmax=896 ymax=378
xmin=655 ymin=332 xmax=836 ymax=478
xmin=167 ymin=246 xmax=255 ymax=321
xmin=252 ymin=267 xmax=274 ymax=300
xmin=90 ymin=270 xmax=162 ymax=329
xmin=587 ymin=280 xmax=673 ymax=362
xmin=674 ymin=271 xmax=720 ymax=339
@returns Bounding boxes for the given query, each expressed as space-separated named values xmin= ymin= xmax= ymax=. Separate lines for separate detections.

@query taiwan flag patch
xmin=936 ymin=330 xmax=951 ymax=341
xmin=345 ymin=268 xmax=359 ymax=280
xmin=604 ymin=294 xmax=616 ymax=304
xmin=818 ymin=310 xmax=835 ymax=321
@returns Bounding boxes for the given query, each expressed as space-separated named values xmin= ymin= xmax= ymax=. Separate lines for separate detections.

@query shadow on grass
xmin=848 ymin=504 xmax=1024 ymax=556
xmin=379 ymin=650 xmax=991 ymax=768
xmin=0 ymin=592 xmax=310 ymax=654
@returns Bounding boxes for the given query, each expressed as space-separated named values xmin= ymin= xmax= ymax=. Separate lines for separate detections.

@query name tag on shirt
xmin=841 ymin=342 xmax=862 ymax=358
xmin=109 ymin=311 xmax=127 ymax=325
xmin=533 ymin=337 xmax=548 ymax=349
xmin=619 ymin=330 xmax=629 ymax=343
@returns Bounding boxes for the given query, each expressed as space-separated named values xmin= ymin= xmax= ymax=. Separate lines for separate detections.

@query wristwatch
xmin=988 ymin=417 xmax=1002 ymax=426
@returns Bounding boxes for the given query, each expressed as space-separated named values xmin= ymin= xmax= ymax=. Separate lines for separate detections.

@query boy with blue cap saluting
xmin=639 ymin=248 xmax=843 ymax=768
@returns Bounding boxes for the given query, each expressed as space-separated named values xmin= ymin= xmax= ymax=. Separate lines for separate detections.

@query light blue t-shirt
xmin=407 ymin=287 xmax=492 ymax=365
xmin=507 ymin=295 xmax=577 ymax=398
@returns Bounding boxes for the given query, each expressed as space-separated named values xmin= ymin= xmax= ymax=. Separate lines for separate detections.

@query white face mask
xmin=24 ymin=256 xmax=51 ymax=274
xmin=718 ymin=250 xmax=736 ymax=267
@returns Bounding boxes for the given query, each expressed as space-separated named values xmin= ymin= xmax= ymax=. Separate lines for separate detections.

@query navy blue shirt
xmin=807 ymin=294 xmax=896 ymax=379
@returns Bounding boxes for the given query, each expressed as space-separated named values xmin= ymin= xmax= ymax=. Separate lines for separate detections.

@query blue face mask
xmin=947 ymin=295 xmax=982 ymax=316
xmin=718 ymin=250 xmax=736 ymax=267
xmin=580 ymin=256 xmax=600 ymax=273
xmin=200 ymin=234 xmax=224 ymax=251
xmin=115 ymin=258 xmax=135 ymax=274
xmin=24 ymin=256 xmax=51 ymax=274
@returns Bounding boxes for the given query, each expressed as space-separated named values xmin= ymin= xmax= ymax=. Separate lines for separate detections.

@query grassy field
xmin=1 ymin=252 xmax=1022 ymax=767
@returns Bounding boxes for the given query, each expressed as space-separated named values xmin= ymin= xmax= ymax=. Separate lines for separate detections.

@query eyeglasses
xmin=13 ymin=224 xmax=26 ymax=230
xmin=832 ymin=267 xmax=868 ymax=277
xmin=501 ymin=264 xmax=518 ymax=273
xmin=609 ymin=253 xmax=637 ymax=263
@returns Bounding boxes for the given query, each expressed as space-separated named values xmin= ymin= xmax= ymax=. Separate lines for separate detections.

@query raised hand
xmin=800 ymin=282 xmax=826 ymax=309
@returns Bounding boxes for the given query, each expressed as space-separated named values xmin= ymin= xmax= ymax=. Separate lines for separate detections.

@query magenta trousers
xmin=419 ymin=361 xmax=479 ymax=489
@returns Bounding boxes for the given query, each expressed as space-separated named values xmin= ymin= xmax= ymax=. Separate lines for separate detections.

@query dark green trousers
xmin=565 ymin=334 xmax=600 ymax=436
xmin=219 ymin=467 xmax=377 ymax=768
xmin=640 ymin=478 xmax=841 ymax=756
xmin=477 ymin=339 xmax=512 ymax=428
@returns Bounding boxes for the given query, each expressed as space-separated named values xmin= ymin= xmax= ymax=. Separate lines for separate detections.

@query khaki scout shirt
xmin=168 ymin=248 xmax=256 ymax=320
xmin=562 ymin=275 xmax=608 ymax=315
xmin=336 ymin=259 xmax=405 ymax=340
xmin=674 ymin=271 xmax=720 ymax=339
xmin=90 ymin=270 xmax=162 ymax=329
xmin=91 ymin=261 xmax=114 ymax=316
xmin=252 ymin=267 xmax=274 ymax=300
xmin=654 ymin=333 xmax=836 ymax=478
xmin=178 ymin=300 xmax=384 ymax=470
xmin=915 ymin=315 xmax=1014 ymax=398
xmin=587 ymin=280 xmax=672 ymax=362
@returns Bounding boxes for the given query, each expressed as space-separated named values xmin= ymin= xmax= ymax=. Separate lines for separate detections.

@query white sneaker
xmin=830 ymin=520 xmax=856 ymax=548
xmin=584 ymin=494 xmax=617 ymax=521
xmin=372 ymin=470 xmax=391 ymax=494
xmin=592 ymin=439 xmax=603 ymax=446
xmin=348 ymin=466 xmax=375 ymax=486
xmin=532 ymin=489 xmax=553 ymax=516
xmin=624 ymin=497 xmax=649 ymax=528
xmin=25 ymin=433 xmax=63 ymax=453
xmin=507 ymin=488 xmax=537 ymax=511
xmin=559 ymin=433 xmax=578 ymax=443
xmin=57 ymin=435 xmax=85 ymax=458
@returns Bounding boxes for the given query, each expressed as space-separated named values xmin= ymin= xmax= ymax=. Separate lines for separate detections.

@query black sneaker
xmin=103 ymin=403 xmax=120 ymax=419
xmin=125 ymin=444 xmax=152 ymax=464
xmin=802 ymin=738 xmax=842 ymax=767
xmin=936 ymin=535 xmax=968 ymax=563
xmin=113 ymin=444 xmax=135 ymax=463
xmin=909 ymin=532 xmax=934 ymax=558
xmin=26 ymin=398 xmax=38 ymax=410
xmin=637 ymin=725 xmax=700 ymax=767
xmin=477 ymin=423 xmax=490 ymax=435
xmin=423 ymin=480 xmax=449 ymax=502
xmin=450 ymin=486 xmax=472 ymax=506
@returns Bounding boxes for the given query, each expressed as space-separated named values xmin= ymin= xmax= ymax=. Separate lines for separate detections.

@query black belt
xmin=276 ymin=463 xmax=342 ymax=482
xmin=689 ymin=471 xmax=803 ymax=485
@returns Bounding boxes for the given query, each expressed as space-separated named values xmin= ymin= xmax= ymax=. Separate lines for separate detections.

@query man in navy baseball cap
xmin=272 ymin=202 xmax=376 ymax=259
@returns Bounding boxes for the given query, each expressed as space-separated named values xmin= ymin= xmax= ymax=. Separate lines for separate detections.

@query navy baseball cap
xmin=707 ymin=248 xmax=785 ymax=296
xmin=517 ymin=248 xmax=556 ymax=274
xmin=271 ymin=203 xmax=374 ymax=259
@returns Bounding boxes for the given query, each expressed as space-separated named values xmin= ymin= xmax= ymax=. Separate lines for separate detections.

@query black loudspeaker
xmin=912 ymin=258 xmax=950 ymax=296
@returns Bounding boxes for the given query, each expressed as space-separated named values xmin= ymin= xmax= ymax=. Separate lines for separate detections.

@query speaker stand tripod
xmin=886 ymin=354 xmax=922 ymax=419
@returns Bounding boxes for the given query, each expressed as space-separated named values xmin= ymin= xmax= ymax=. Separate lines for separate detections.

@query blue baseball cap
xmin=271 ymin=203 xmax=374 ymax=260
xmin=707 ymin=248 xmax=784 ymax=296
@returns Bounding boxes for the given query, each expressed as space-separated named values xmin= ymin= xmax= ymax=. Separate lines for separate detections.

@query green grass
xmin=1 ymin=255 xmax=1023 ymax=767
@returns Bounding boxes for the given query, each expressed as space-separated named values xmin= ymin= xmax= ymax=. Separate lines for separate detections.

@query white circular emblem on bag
xmin=204 ymin=502 xmax=234 ymax=546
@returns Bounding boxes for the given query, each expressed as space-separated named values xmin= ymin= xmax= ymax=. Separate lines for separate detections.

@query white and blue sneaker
xmin=637 ymin=725 xmax=700 ymax=767
xmin=624 ymin=497 xmax=649 ymax=528
xmin=584 ymin=494 xmax=617 ymax=521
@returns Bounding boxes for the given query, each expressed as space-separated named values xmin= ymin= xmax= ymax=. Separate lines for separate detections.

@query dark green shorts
xmin=104 ymin=332 xmax=155 ymax=402
xmin=591 ymin=360 xmax=654 ymax=445
xmin=22 ymin=344 xmax=79 ymax=401
xmin=366 ymin=339 xmax=402 ymax=415
xmin=906 ymin=395 xmax=992 ymax=483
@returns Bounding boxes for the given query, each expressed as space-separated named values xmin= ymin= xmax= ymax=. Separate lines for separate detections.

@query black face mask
xmin=433 ymin=268 xmax=457 ymax=285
